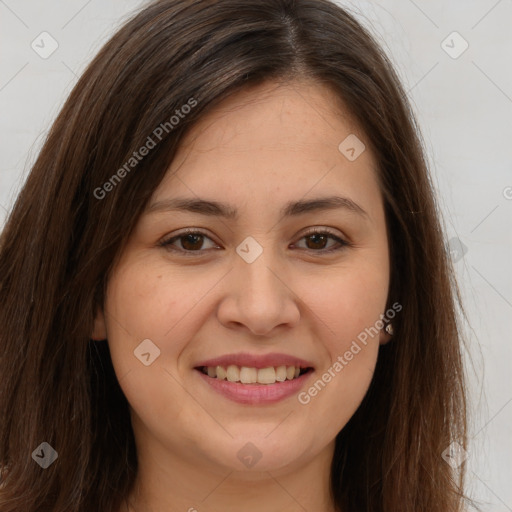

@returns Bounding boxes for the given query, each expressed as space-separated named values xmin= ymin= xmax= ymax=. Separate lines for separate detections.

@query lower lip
xmin=195 ymin=369 xmax=314 ymax=405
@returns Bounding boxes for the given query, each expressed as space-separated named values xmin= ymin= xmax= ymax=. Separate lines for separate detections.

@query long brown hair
xmin=0 ymin=0 xmax=469 ymax=510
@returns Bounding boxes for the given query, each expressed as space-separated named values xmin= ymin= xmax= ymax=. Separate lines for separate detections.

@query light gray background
xmin=1 ymin=1 xmax=511 ymax=510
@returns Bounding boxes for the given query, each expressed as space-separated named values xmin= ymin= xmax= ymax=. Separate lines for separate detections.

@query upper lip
xmin=194 ymin=352 xmax=315 ymax=370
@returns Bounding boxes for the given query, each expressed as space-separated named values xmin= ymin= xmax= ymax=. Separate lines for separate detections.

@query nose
xmin=216 ymin=249 xmax=300 ymax=336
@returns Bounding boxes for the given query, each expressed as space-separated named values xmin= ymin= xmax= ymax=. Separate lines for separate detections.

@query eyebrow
xmin=147 ymin=195 xmax=368 ymax=220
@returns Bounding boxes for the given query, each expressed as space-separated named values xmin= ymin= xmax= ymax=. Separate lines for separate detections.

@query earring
xmin=385 ymin=323 xmax=394 ymax=336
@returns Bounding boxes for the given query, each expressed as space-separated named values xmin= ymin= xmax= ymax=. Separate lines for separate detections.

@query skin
xmin=92 ymin=79 xmax=391 ymax=512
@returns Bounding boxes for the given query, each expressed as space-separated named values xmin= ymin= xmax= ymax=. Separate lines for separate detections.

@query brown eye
xmin=159 ymin=229 xmax=219 ymax=254
xmin=293 ymin=228 xmax=349 ymax=254
xmin=179 ymin=233 xmax=205 ymax=251
xmin=305 ymin=233 xmax=329 ymax=250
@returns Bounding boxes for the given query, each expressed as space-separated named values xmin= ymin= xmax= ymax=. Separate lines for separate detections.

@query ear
xmin=91 ymin=304 xmax=108 ymax=340
xmin=379 ymin=327 xmax=393 ymax=346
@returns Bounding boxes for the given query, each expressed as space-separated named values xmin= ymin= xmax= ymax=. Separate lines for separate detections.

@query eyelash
xmin=158 ymin=227 xmax=351 ymax=256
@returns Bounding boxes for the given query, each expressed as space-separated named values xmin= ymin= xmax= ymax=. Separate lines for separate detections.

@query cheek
xmin=104 ymin=259 xmax=230 ymax=376
xmin=103 ymin=263 xmax=186 ymax=368
xmin=304 ymin=348 xmax=378 ymax=442
xmin=104 ymin=264 xmax=206 ymax=429
xmin=294 ymin=260 xmax=386 ymax=425
xmin=297 ymin=268 xmax=383 ymax=437
xmin=299 ymin=262 xmax=389 ymax=344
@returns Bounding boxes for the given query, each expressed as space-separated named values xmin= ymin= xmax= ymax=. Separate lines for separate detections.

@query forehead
xmin=177 ymin=80 xmax=362 ymax=155
xmin=150 ymin=80 xmax=382 ymax=223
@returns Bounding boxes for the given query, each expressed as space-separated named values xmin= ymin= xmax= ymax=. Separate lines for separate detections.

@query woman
xmin=0 ymin=0 xmax=470 ymax=511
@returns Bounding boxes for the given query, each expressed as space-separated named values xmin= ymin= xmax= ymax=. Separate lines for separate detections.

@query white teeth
xmin=216 ymin=365 xmax=227 ymax=380
xmin=276 ymin=365 xmax=287 ymax=382
xmin=226 ymin=365 xmax=239 ymax=382
xmin=240 ymin=367 xmax=257 ymax=384
xmin=257 ymin=366 xmax=276 ymax=384
xmin=201 ymin=364 xmax=307 ymax=384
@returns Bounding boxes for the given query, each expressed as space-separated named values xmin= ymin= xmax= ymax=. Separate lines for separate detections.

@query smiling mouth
xmin=196 ymin=365 xmax=313 ymax=385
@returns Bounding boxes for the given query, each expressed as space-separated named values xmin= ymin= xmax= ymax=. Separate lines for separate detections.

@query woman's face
xmin=93 ymin=80 xmax=391 ymax=476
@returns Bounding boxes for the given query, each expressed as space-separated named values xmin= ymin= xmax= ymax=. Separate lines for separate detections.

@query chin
xmin=196 ymin=430 xmax=311 ymax=474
